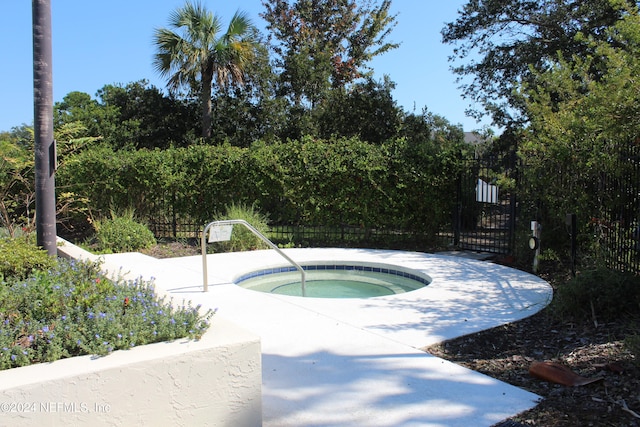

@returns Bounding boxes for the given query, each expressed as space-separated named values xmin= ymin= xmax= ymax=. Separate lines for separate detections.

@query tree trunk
xmin=200 ymin=63 xmax=214 ymax=138
xmin=32 ymin=0 xmax=57 ymax=256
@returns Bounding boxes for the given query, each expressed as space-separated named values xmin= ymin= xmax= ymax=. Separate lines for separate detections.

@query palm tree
xmin=153 ymin=1 xmax=258 ymax=138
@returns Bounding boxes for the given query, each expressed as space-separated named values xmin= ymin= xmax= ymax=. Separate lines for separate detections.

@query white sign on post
xmin=208 ymin=224 xmax=233 ymax=242
xmin=476 ymin=178 xmax=499 ymax=204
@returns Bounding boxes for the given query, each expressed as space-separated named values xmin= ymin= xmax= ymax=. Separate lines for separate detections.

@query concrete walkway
xmin=80 ymin=246 xmax=552 ymax=426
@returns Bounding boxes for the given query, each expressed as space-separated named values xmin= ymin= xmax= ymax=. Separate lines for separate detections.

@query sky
xmin=0 ymin=1 xmax=489 ymax=133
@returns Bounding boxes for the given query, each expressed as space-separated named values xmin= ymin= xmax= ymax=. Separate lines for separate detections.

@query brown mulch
xmin=424 ymin=265 xmax=640 ymax=427
xmin=140 ymin=240 xmax=201 ymax=258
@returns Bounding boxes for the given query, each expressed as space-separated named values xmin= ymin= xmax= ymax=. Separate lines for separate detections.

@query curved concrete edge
xmin=56 ymin=236 xmax=156 ymax=282
xmin=0 ymin=238 xmax=263 ymax=426
xmin=56 ymin=236 xmax=100 ymax=262
xmin=57 ymin=238 xmax=197 ymax=304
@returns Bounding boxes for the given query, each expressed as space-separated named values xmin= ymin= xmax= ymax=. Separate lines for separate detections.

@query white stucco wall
xmin=0 ymin=316 xmax=262 ymax=426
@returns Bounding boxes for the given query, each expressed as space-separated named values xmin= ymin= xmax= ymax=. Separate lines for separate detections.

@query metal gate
xmin=454 ymin=151 xmax=518 ymax=254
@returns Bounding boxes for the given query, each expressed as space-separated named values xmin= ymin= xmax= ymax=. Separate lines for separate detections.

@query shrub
xmin=625 ymin=331 xmax=640 ymax=367
xmin=0 ymin=258 xmax=214 ymax=370
xmin=59 ymin=136 xmax=464 ymax=240
xmin=92 ymin=210 xmax=156 ymax=253
xmin=0 ymin=237 xmax=56 ymax=280
xmin=552 ymin=267 xmax=640 ymax=322
xmin=209 ymin=203 xmax=270 ymax=253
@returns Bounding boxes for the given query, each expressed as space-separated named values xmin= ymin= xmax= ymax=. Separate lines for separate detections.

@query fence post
xmin=453 ymin=173 xmax=461 ymax=247
xmin=567 ymin=213 xmax=577 ymax=277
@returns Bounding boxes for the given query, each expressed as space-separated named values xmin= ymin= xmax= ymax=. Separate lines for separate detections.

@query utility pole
xmin=32 ymin=0 xmax=57 ymax=256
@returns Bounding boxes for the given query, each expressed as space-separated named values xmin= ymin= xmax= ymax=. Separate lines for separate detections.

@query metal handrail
xmin=201 ymin=219 xmax=306 ymax=295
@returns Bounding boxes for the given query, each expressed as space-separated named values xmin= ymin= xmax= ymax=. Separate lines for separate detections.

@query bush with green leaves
xmin=58 ymin=136 xmax=466 ymax=240
xmin=0 ymin=237 xmax=56 ymax=280
xmin=553 ymin=267 xmax=640 ymax=322
xmin=208 ymin=203 xmax=270 ymax=253
xmin=0 ymin=257 xmax=214 ymax=370
xmin=92 ymin=210 xmax=156 ymax=253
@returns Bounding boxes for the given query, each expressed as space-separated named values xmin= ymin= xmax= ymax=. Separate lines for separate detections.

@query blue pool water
xmin=235 ymin=264 xmax=430 ymax=298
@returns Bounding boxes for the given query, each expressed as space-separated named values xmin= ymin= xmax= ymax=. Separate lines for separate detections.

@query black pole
xmin=33 ymin=0 xmax=57 ymax=256
xmin=567 ymin=213 xmax=577 ymax=277
xmin=453 ymin=173 xmax=461 ymax=247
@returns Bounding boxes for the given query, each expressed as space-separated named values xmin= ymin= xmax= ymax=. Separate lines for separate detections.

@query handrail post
xmin=202 ymin=219 xmax=306 ymax=296
xmin=201 ymin=229 xmax=209 ymax=292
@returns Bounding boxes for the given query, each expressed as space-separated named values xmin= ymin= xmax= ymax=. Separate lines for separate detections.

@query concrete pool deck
xmin=97 ymin=247 xmax=552 ymax=427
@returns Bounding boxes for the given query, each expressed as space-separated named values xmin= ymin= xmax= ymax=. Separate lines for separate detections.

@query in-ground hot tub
xmin=234 ymin=262 xmax=431 ymax=298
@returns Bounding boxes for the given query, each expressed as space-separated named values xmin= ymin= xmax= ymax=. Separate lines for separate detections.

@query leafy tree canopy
xmin=511 ymin=7 xmax=640 ymax=244
xmin=208 ymin=38 xmax=290 ymax=146
xmin=96 ymin=81 xmax=198 ymax=149
xmin=54 ymin=91 xmax=114 ymax=137
xmin=520 ymin=6 xmax=640 ymax=166
xmin=316 ymin=76 xmax=402 ymax=144
xmin=442 ymin=0 xmax=639 ymax=127
xmin=261 ymin=0 xmax=399 ymax=107
xmin=53 ymin=81 xmax=199 ymax=150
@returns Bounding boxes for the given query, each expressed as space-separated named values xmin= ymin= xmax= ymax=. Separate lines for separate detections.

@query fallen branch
xmin=591 ymin=397 xmax=640 ymax=419
xmin=618 ymin=399 xmax=640 ymax=419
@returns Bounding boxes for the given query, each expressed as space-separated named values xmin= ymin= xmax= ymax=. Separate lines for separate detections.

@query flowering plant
xmin=0 ymin=258 xmax=214 ymax=370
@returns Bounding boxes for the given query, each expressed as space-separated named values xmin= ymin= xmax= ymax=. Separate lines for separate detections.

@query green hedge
xmin=57 ymin=136 xmax=464 ymax=237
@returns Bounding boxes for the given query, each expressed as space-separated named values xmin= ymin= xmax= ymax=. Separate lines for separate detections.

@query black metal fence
xmin=453 ymin=150 xmax=518 ymax=255
xmin=145 ymin=151 xmax=519 ymax=254
xmin=148 ymin=218 xmax=449 ymax=252
xmin=148 ymin=219 xmax=202 ymax=240
xmin=598 ymin=145 xmax=640 ymax=273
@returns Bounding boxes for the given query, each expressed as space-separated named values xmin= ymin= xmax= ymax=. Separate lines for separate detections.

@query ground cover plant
xmin=0 ymin=238 xmax=214 ymax=370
